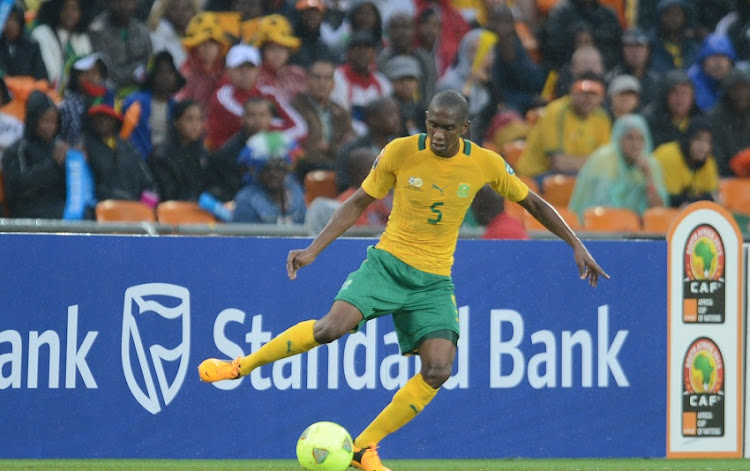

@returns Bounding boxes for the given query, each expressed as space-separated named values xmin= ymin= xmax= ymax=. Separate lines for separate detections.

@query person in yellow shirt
xmin=516 ymin=71 xmax=611 ymax=183
xmin=198 ymin=90 xmax=608 ymax=471
xmin=653 ymin=116 xmax=719 ymax=207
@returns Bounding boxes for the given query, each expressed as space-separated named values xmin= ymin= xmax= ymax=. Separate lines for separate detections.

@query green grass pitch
xmin=1 ymin=460 xmax=749 ymax=471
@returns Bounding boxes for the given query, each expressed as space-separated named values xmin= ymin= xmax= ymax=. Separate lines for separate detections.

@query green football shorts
xmin=334 ymin=246 xmax=459 ymax=355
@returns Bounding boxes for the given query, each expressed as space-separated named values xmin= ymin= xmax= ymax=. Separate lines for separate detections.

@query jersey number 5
xmin=428 ymin=202 xmax=444 ymax=224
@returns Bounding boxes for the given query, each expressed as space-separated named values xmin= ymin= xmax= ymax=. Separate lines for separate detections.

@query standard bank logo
xmin=122 ymin=283 xmax=191 ymax=414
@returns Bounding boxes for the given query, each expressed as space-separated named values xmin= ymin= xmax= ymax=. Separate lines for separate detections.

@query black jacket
xmin=84 ymin=133 xmax=156 ymax=201
xmin=149 ymin=135 xmax=211 ymax=201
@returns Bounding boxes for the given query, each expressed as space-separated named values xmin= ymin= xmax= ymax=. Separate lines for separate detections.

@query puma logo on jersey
xmin=432 ymin=184 xmax=447 ymax=195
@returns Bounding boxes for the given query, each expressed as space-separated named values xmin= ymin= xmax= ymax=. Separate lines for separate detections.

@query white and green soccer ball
xmin=296 ymin=421 xmax=354 ymax=471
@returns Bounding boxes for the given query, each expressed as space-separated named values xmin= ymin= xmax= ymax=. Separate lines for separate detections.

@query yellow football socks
xmin=236 ymin=320 xmax=319 ymax=376
xmin=354 ymin=373 xmax=438 ymax=447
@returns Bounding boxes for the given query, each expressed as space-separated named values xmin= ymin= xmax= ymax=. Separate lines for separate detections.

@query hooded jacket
xmin=1 ymin=90 xmax=67 ymax=218
xmin=708 ymin=68 xmax=750 ymax=176
xmin=688 ymin=34 xmax=736 ymax=112
xmin=643 ymin=70 xmax=701 ymax=147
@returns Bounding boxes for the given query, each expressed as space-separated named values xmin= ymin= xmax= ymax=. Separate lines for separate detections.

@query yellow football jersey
xmin=361 ymin=133 xmax=529 ymax=276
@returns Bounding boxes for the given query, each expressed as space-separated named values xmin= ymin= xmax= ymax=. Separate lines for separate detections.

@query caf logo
xmin=683 ymin=337 xmax=724 ymax=394
xmin=684 ymin=225 xmax=724 ymax=281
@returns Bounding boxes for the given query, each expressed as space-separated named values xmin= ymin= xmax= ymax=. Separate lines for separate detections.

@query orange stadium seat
xmin=719 ymin=178 xmax=750 ymax=214
xmin=523 ymin=206 xmax=581 ymax=231
xmin=641 ymin=207 xmax=680 ymax=235
xmin=541 ymin=174 xmax=577 ymax=207
xmin=583 ymin=207 xmax=641 ymax=233
xmin=156 ymin=201 xmax=217 ymax=225
xmin=304 ymin=170 xmax=338 ymax=206
xmin=95 ymin=200 xmax=156 ymax=223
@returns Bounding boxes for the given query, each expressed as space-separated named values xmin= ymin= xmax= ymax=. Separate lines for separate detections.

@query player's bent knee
xmin=420 ymin=363 xmax=452 ymax=388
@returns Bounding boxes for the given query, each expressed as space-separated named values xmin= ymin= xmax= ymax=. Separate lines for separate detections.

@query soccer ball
xmin=296 ymin=421 xmax=354 ymax=471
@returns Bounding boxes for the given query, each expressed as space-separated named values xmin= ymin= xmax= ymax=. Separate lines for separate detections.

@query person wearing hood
xmin=708 ymin=68 xmax=750 ymax=177
xmin=1 ymin=90 xmax=67 ymax=218
xmin=688 ymin=33 xmax=736 ymax=112
xmin=122 ymin=50 xmax=187 ymax=159
xmin=253 ymin=14 xmax=307 ymax=104
xmin=642 ymin=69 xmax=702 ymax=148
xmin=0 ymin=3 xmax=48 ymax=80
xmin=289 ymin=0 xmax=335 ymax=68
xmin=653 ymin=116 xmax=718 ymax=207
xmin=568 ymin=114 xmax=667 ymax=220
xmin=648 ymin=0 xmax=699 ymax=74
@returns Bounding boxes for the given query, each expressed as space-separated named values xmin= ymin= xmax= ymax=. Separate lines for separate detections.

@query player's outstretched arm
xmin=518 ymin=190 xmax=610 ymax=287
xmin=287 ymin=188 xmax=376 ymax=280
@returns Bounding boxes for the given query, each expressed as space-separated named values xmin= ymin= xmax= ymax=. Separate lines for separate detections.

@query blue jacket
xmin=122 ymin=90 xmax=177 ymax=159
xmin=688 ymin=34 xmax=736 ymax=112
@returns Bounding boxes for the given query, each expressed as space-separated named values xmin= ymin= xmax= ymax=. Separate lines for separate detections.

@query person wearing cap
xmin=605 ymin=27 xmax=660 ymax=110
xmin=568 ymin=114 xmax=668 ymax=220
xmin=289 ymin=0 xmax=335 ymax=68
xmin=653 ymin=116 xmax=719 ymax=208
xmin=176 ymin=12 xmax=230 ymax=110
xmin=0 ymin=2 xmax=48 ymax=81
xmin=122 ymin=50 xmax=188 ymax=159
xmin=708 ymin=68 xmax=750 ymax=177
xmin=376 ymin=12 xmax=436 ymax=110
xmin=605 ymin=74 xmax=641 ymax=120
xmin=253 ymin=14 xmax=307 ymax=103
xmin=146 ymin=0 xmax=201 ymax=69
xmin=516 ymin=71 xmax=611 ymax=181
xmin=688 ymin=33 xmax=737 ymax=112
xmin=384 ymin=55 xmax=426 ymax=136
xmin=88 ymin=0 xmax=153 ymax=94
xmin=31 ymin=0 xmax=94 ymax=88
xmin=58 ymin=53 xmax=113 ymax=147
xmin=1 ymin=90 xmax=68 ymax=219
xmin=291 ymin=58 xmax=356 ymax=181
xmin=82 ymin=93 xmax=158 ymax=203
xmin=642 ymin=69 xmax=702 ymax=148
xmin=330 ymin=31 xmax=392 ymax=136
xmin=648 ymin=0 xmax=699 ymax=74
xmin=205 ymin=43 xmax=307 ymax=151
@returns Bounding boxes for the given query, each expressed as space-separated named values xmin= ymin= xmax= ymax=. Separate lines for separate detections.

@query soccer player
xmin=199 ymin=90 xmax=609 ymax=471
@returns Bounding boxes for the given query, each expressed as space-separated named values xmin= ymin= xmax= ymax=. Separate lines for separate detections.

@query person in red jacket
xmin=205 ymin=44 xmax=307 ymax=151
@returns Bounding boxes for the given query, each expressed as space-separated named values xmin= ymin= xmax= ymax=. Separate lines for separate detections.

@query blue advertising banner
xmin=0 ymin=235 xmax=667 ymax=459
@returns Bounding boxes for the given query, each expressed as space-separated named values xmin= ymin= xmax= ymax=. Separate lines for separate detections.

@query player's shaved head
xmin=429 ymin=90 xmax=469 ymax=124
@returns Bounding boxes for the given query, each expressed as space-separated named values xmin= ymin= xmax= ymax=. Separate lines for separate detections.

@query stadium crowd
xmin=1 ymin=0 xmax=749 ymax=236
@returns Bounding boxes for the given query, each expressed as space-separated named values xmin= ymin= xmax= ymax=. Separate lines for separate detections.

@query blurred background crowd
xmin=1 ymin=0 xmax=749 ymax=237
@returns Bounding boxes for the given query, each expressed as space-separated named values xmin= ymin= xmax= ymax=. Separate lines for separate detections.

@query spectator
xmin=231 ymin=131 xmax=306 ymax=224
xmin=605 ymin=74 xmax=641 ymax=120
xmin=688 ymin=34 xmax=736 ymax=112
xmin=384 ymin=55 xmax=426 ymax=137
xmin=538 ymin=0 xmax=622 ymax=73
xmin=0 ymin=77 xmax=25 ymax=157
xmin=83 ymin=94 xmax=157 ymax=202
xmin=516 ymin=72 xmax=611 ymax=181
xmin=437 ymin=28 xmax=499 ymax=142
xmin=291 ymin=59 xmax=355 ymax=181
xmin=330 ymin=31 xmax=392 ymax=135
xmin=290 ymin=0 xmax=335 ymax=68
xmin=0 ymin=3 xmax=47 ymax=80
xmin=414 ymin=0 xmax=470 ymax=76
xmin=471 ymin=184 xmax=528 ymax=239
xmin=568 ymin=113 xmax=668 ymax=219
xmin=58 ymin=53 xmax=113 ymax=147
xmin=253 ymin=14 xmax=307 ymax=103
xmin=606 ymin=27 xmax=660 ymax=109
xmin=175 ymin=12 xmax=230 ymax=110
xmin=414 ymin=7 xmax=441 ymax=79
xmin=486 ymin=3 xmax=544 ymax=116
xmin=209 ymin=96 xmax=274 ymax=202
xmin=31 ymin=0 xmax=94 ymax=89
xmin=146 ymin=0 xmax=200 ymax=69
xmin=148 ymin=99 xmax=210 ymax=201
xmin=653 ymin=117 xmax=718 ymax=207
xmin=335 ymin=96 xmax=400 ymax=191
xmin=205 ymin=44 xmax=307 ymax=151
xmin=708 ymin=68 xmax=750 ymax=177
xmin=643 ymin=69 xmax=702 ymax=148
xmin=88 ymin=0 xmax=152 ymax=94
xmin=122 ymin=50 xmax=186 ymax=159
xmin=550 ymin=44 xmax=604 ymax=102
xmin=377 ymin=12 xmax=437 ymax=108
xmin=716 ymin=0 xmax=750 ymax=70
xmin=345 ymin=0 xmax=383 ymax=51
xmin=1 ymin=91 xmax=67 ymax=219
xmin=648 ymin=0 xmax=698 ymax=74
